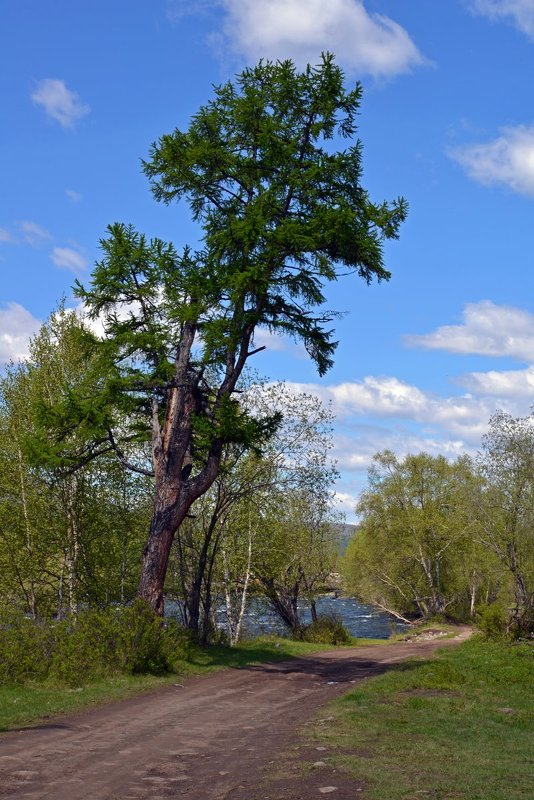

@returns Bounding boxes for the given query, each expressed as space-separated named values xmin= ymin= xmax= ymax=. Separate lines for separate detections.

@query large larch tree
xmin=73 ymin=55 xmax=407 ymax=615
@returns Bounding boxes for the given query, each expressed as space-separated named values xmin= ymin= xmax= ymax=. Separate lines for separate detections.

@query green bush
xmin=301 ymin=614 xmax=351 ymax=645
xmin=0 ymin=605 xmax=55 ymax=684
xmin=0 ymin=600 xmax=192 ymax=687
xmin=116 ymin=600 xmax=193 ymax=676
xmin=477 ymin=603 xmax=509 ymax=640
xmin=48 ymin=611 xmax=117 ymax=685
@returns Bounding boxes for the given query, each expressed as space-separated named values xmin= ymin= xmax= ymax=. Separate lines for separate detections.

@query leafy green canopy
xmin=344 ymin=451 xmax=487 ymax=620
xmin=77 ymin=55 xmax=406 ymax=401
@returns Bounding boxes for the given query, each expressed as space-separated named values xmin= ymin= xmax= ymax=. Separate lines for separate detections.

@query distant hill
xmin=332 ymin=522 xmax=359 ymax=555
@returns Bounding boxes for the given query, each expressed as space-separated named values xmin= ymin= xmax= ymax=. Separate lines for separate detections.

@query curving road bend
xmin=0 ymin=629 xmax=471 ymax=800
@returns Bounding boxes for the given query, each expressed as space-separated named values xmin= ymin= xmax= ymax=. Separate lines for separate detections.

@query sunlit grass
xmin=309 ymin=635 xmax=534 ymax=800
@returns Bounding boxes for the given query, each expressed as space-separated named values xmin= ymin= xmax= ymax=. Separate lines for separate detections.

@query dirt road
xmin=0 ymin=630 xmax=470 ymax=800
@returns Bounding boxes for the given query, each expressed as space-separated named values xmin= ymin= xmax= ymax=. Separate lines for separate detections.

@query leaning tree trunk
xmin=138 ymin=439 xmax=226 ymax=617
xmin=137 ymin=326 xmax=208 ymax=615
xmin=138 ymin=493 xmax=183 ymax=616
xmin=233 ymin=525 xmax=253 ymax=645
xmin=137 ymin=318 xmax=254 ymax=616
xmin=186 ymin=510 xmax=221 ymax=639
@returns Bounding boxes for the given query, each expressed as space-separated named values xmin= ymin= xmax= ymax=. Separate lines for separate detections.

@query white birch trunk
xmin=16 ymin=445 xmax=36 ymax=618
xmin=222 ymin=545 xmax=236 ymax=643
xmin=65 ymin=474 xmax=79 ymax=617
xmin=233 ymin=524 xmax=253 ymax=645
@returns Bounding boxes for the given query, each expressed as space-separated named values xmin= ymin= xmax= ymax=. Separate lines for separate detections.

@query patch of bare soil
xmin=0 ymin=628 xmax=471 ymax=800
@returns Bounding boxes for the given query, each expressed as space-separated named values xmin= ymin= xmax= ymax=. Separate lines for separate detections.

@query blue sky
xmin=3 ymin=0 xmax=534 ymax=518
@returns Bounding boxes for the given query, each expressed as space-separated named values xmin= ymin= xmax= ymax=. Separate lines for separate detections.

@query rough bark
xmin=138 ymin=319 xmax=253 ymax=615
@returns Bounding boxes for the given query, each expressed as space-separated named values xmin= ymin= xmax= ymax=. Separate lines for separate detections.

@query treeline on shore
xmin=342 ymin=415 xmax=534 ymax=639
xmin=2 ymin=308 xmax=533 ymax=689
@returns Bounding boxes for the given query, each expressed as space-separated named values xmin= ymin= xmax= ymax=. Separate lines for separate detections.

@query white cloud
xmin=0 ymin=228 xmax=12 ymax=243
xmin=283 ymin=376 xmax=494 ymax=443
xmin=471 ymin=0 xmax=534 ymax=39
xmin=428 ymin=397 xmax=493 ymax=441
xmin=70 ymin=300 xmax=106 ymax=339
xmin=332 ymin=427 xmax=471 ymax=474
xmin=333 ymin=489 xmax=359 ymax=514
xmin=31 ymin=79 xmax=90 ymax=129
xmin=281 ymin=298 xmax=534 ymax=499
xmin=219 ymin=0 xmax=424 ymax=77
xmin=458 ymin=365 xmax=534 ymax=397
xmin=406 ymin=300 xmax=534 ymax=361
xmin=17 ymin=220 xmax=52 ymax=246
xmin=450 ymin=124 xmax=534 ymax=196
xmin=73 ymin=296 xmax=155 ymax=341
xmin=66 ymin=189 xmax=82 ymax=203
xmin=252 ymin=327 xmax=291 ymax=353
xmin=284 ymin=376 xmax=428 ymax=420
xmin=268 ymin=297 xmax=534 ymax=501
xmin=0 ymin=303 xmax=41 ymax=365
xmin=331 ymin=376 xmax=429 ymax=418
xmin=50 ymin=246 xmax=88 ymax=275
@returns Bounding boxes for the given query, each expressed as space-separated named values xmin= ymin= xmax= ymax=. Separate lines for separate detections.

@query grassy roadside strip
xmin=0 ymin=636 xmax=336 ymax=733
xmin=307 ymin=635 xmax=534 ymax=800
xmin=390 ymin=621 xmax=461 ymax=642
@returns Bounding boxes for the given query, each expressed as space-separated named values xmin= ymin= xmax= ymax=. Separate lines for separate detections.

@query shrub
xmin=301 ymin=614 xmax=351 ymax=645
xmin=0 ymin=605 xmax=55 ymax=684
xmin=0 ymin=600 xmax=192 ymax=687
xmin=507 ymin=605 xmax=534 ymax=641
xmin=116 ymin=600 xmax=192 ymax=676
xmin=477 ymin=603 xmax=509 ymax=640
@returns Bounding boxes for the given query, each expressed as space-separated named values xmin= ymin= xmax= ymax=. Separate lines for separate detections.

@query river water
xmin=216 ymin=595 xmax=407 ymax=639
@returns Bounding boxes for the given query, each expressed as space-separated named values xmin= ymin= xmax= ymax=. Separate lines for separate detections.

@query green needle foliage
xmin=140 ymin=54 xmax=406 ymax=376
xmin=78 ymin=54 xmax=406 ymax=391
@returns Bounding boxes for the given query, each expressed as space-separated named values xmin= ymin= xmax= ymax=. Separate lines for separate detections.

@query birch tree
xmin=165 ymin=383 xmax=337 ymax=641
xmin=0 ymin=308 xmax=151 ymax=615
xmin=252 ymin=486 xmax=339 ymax=634
xmin=476 ymin=411 xmax=534 ymax=635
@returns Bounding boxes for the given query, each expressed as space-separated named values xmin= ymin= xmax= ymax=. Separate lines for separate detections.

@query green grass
xmin=389 ymin=621 xmax=461 ymax=641
xmin=0 ymin=635 xmax=334 ymax=732
xmin=0 ymin=674 xmax=179 ymax=732
xmin=309 ymin=635 xmax=534 ymax=800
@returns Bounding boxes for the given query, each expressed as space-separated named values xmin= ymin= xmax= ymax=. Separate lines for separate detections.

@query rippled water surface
xmin=167 ymin=595 xmax=408 ymax=639
xmin=215 ymin=595 xmax=408 ymax=639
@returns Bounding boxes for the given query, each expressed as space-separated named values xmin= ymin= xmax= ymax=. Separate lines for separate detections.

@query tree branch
xmin=108 ymin=430 xmax=155 ymax=477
